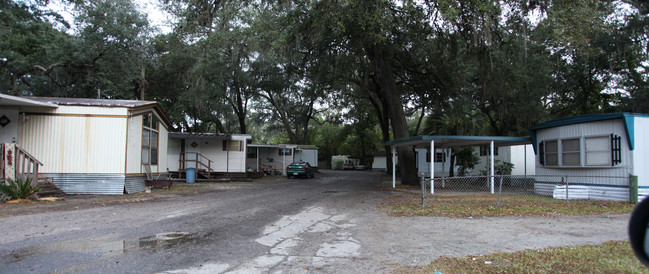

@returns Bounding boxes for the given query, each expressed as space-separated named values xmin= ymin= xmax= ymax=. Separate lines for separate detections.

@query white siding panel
xmin=167 ymin=138 xmax=181 ymax=172
xmin=126 ymin=115 xmax=143 ymax=174
xmin=200 ymin=142 xmax=247 ymax=173
xmin=157 ymin=124 xmax=168 ymax=173
xmin=535 ymin=120 xmax=633 ymax=177
xmin=85 ymin=117 xmax=127 ymax=173
xmin=589 ymin=186 xmax=628 ymax=201
xmin=19 ymin=107 xmax=127 ymax=174
xmin=372 ymin=156 xmax=387 ymax=171
xmin=633 ymin=117 xmax=649 ymax=187
xmin=19 ymin=114 xmax=60 ymax=173
xmin=510 ymin=145 xmax=535 ymax=176
xmin=534 ymin=183 xmax=555 ymax=196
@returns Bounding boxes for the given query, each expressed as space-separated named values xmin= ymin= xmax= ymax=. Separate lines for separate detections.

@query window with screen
xmin=585 ymin=136 xmax=610 ymax=166
xmin=545 ymin=140 xmax=558 ymax=166
xmin=561 ymin=138 xmax=581 ymax=166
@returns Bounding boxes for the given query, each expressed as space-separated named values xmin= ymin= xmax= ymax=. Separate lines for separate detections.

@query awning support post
xmin=490 ymin=140 xmax=495 ymax=194
xmin=430 ymin=140 xmax=435 ymax=194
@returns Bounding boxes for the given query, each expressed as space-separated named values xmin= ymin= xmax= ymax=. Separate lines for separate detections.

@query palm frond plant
xmin=0 ymin=177 xmax=41 ymax=200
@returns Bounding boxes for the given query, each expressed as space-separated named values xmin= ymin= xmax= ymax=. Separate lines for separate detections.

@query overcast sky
xmin=46 ymin=0 xmax=173 ymax=34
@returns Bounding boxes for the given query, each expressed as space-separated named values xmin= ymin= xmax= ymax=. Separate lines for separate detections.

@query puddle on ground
xmin=7 ymin=232 xmax=193 ymax=261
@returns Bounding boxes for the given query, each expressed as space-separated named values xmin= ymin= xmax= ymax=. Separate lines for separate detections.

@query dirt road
xmin=0 ymin=170 xmax=630 ymax=273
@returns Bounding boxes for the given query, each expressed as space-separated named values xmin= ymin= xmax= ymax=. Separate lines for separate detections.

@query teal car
xmin=286 ymin=162 xmax=315 ymax=179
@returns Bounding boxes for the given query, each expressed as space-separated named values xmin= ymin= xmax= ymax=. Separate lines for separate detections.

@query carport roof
xmin=168 ymin=132 xmax=231 ymax=139
xmin=385 ymin=135 xmax=531 ymax=147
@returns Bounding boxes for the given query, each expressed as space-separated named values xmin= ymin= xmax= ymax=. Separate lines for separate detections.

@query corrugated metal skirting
xmin=48 ymin=174 xmax=125 ymax=195
xmin=125 ymin=176 xmax=146 ymax=194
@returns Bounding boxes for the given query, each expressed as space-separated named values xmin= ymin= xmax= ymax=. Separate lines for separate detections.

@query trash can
xmin=186 ymin=168 xmax=196 ymax=183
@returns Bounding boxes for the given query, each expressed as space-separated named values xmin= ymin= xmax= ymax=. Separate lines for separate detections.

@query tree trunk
xmin=371 ymin=45 xmax=418 ymax=185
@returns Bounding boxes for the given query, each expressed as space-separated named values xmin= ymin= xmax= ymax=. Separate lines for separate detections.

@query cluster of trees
xmin=2 ymin=0 xmax=648 ymax=184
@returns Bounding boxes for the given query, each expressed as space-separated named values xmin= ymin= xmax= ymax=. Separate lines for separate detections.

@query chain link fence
xmin=414 ymin=175 xmax=633 ymax=209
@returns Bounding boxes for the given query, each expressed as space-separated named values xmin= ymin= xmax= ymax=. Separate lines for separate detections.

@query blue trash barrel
xmin=186 ymin=168 xmax=196 ymax=183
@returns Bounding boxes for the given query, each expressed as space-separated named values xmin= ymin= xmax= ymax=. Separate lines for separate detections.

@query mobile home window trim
xmin=142 ymin=113 xmax=159 ymax=165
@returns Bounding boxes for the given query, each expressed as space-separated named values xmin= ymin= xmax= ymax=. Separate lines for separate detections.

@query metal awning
xmin=386 ymin=135 xmax=531 ymax=148
xmin=168 ymin=132 xmax=231 ymax=140
xmin=386 ymin=135 xmax=532 ymax=194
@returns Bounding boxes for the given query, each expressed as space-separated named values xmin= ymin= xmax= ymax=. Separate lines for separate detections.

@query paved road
xmin=0 ymin=170 xmax=630 ymax=273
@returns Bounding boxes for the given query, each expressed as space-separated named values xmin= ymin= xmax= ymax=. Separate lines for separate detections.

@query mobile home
xmin=529 ymin=113 xmax=649 ymax=201
xmin=0 ymin=95 xmax=171 ymax=194
xmin=167 ymin=133 xmax=252 ymax=179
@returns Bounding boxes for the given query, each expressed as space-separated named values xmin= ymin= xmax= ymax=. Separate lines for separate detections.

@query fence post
xmin=630 ymin=175 xmax=638 ymax=204
xmin=497 ymin=176 xmax=503 ymax=207
xmin=565 ymin=176 xmax=569 ymax=205
xmin=421 ymin=173 xmax=426 ymax=208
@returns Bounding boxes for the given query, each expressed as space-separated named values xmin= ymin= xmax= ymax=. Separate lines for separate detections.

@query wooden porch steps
xmin=36 ymin=177 xmax=65 ymax=197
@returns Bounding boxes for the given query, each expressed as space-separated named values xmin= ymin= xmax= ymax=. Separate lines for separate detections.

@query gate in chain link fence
xmin=416 ymin=174 xmax=633 ymax=209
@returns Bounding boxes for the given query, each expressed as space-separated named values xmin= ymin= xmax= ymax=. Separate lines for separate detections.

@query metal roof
xmin=19 ymin=96 xmax=173 ymax=128
xmin=0 ymin=94 xmax=58 ymax=108
xmin=529 ymin=113 xmax=649 ymax=131
xmin=528 ymin=112 xmax=649 ymax=151
xmin=26 ymin=97 xmax=158 ymax=108
xmin=296 ymin=145 xmax=318 ymax=150
xmin=386 ymin=135 xmax=531 ymax=147
xmin=168 ymin=132 xmax=231 ymax=139
xmin=248 ymin=143 xmax=298 ymax=148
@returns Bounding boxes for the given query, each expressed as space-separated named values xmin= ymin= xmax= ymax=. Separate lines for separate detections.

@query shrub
xmin=333 ymin=159 xmax=344 ymax=170
xmin=0 ymin=177 xmax=41 ymax=200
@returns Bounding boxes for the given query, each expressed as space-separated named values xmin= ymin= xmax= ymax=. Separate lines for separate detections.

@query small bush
xmin=333 ymin=159 xmax=344 ymax=170
xmin=0 ymin=177 xmax=41 ymax=200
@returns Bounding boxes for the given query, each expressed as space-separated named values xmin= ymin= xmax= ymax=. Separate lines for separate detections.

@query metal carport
xmin=385 ymin=135 xmax=532 ymax=194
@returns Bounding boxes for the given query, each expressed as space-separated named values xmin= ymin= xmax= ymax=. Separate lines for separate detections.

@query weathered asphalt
xmin=0 ymin=170 xmax=630 ymax=273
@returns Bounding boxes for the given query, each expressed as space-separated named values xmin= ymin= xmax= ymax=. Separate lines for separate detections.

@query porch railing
xmin=179 ymin=152 xmax=214 ymax=179
xmin=0 ymin=143 xmax=4 ymax=183
xmin=1 ymin=143 xmax=42 ymax=186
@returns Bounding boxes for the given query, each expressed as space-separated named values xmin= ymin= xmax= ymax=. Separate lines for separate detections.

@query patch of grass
xmin=382 ymin=193 xmax=635 ymax=217
xmin=404 ymin=241 xmax=648 ymax=273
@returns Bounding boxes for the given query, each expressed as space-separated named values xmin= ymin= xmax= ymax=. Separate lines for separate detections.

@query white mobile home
xmin=472 ymin=145 xmax=535 ymax=176
xmin=167 ymin=133 xmax=252 ymax=179
xmin=529 ymin=113 xmax=649 ymax=201
xmin=0 ymin=95 xmax=171 ymax=194
xmin=371 ymin=151 xmax=393 ymax=172
xmin=331 ymin=155 xmax=360 ymax=170
xmin=294 ymin=145 xmax=319 ymax=171
xmin=414 ymin=148 xmax=457 ymax=177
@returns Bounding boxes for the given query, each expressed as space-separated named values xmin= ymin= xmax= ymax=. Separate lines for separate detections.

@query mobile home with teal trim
xmin=529 ymin=113 xmax=649 ymax=201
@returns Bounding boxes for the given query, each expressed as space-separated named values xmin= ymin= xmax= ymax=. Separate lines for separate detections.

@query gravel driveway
xmin=0 ymin=170 xmax=630 ymax=273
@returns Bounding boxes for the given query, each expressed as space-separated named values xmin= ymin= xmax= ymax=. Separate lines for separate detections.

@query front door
xmin=185 ymin=139 xmax=201 ymax=169
xmin=0 ymin=108 xmax=19 ymax=144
